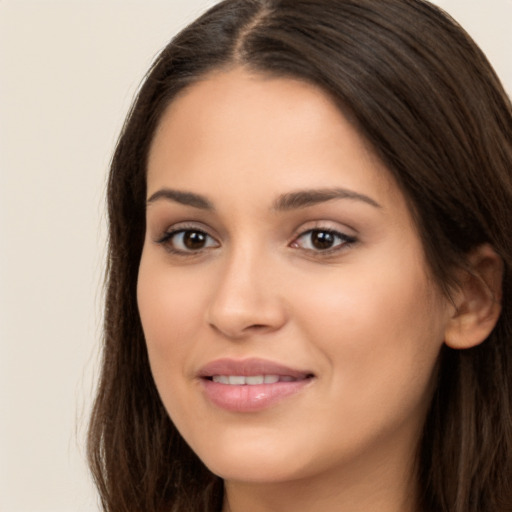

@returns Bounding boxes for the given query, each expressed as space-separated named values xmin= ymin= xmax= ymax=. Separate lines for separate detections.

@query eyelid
xmin=290 ymin=220 xmax=357 ymax=240
xmin=289 ymin=222 xmax=358 ymax=254
xmin=152 ymin=220 xmax=356 ymax=257
xmin=154 ymin=220 xmax=216 ymax=241
xmin=155 ymin=222 xmax=220 ymax=255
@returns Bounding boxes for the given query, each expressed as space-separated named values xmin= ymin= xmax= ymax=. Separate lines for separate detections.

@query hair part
xmin=88 ymin=1 xmax=512 ymax=511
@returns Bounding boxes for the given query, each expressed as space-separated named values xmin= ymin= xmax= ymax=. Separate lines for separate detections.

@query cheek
xmin=294 ymin=256 xmax=444 ymax=340
xmin=137 ymin=254 xmax=213 ymax=434
xmin=137 ymin=252 xmax=208 ymax=378
xmin=290 ymin=255 xmax=447 ymax=411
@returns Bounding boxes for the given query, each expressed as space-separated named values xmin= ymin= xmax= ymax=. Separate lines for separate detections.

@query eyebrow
xmin=147 ymin=189 xmax=214 ymax=210
xmin=272 ymin=188 xmax=382 ymax=210
xmin=146 ymin=186 xmax=381 ymax=211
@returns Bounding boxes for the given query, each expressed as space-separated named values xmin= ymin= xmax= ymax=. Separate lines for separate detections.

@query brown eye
xmin=311 ymin=231 xmax=336 ymax=250
xmin=183 ymin=231 xmax=208 ymax=250
xmin=158 ymin=228 xmax=219 ymax=254
xmin=292 ymin=229 xmax=356 ymax=252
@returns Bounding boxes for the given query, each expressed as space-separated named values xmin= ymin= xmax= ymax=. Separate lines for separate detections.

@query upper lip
xmin=198 ymin=358 xmax=313 ymax=379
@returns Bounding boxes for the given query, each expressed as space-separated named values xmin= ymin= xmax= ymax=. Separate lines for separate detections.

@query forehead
xmin=147 ymin=67 xmax=400 ymax=211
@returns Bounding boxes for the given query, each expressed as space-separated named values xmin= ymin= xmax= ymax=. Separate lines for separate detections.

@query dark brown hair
xmin=88 ymin=1 xmax=512 ymax=511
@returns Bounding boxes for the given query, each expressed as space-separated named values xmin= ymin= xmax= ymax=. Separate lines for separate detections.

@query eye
xmin=157 ymin=228 xmax=219 ymax=254
xmin=291 ymin=229 xmax=356 ymax=252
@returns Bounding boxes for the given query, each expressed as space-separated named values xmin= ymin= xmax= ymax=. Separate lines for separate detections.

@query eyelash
xmin=156 ymin=227 xmax=218 ymax=256
xmin=156 ymin=226 xmax=357 ymax=257
xmin=291 ymin=228 xmax=357 ymax=255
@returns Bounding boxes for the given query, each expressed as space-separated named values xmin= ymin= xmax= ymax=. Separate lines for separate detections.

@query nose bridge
xmin=206 ymin=238 xmax=286 ymax=338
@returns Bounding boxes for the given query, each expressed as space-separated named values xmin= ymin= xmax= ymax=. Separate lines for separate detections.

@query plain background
xmin=0 ymin=1 xmax=511 ymax=511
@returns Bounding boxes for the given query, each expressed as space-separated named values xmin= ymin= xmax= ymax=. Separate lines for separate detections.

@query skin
xmin=137 ymin=68 xmax=458 ymax=512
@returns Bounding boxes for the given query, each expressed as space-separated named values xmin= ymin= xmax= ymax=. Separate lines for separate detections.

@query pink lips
xmin=198 ymin=358 xmax=314 ymax=412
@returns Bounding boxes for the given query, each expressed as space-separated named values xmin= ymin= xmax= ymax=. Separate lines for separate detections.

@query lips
xmin=198 ymin=358 xmax=314 ymax=412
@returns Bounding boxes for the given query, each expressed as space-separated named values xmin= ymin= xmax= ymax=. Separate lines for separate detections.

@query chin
xmin=206 ymin=456 xmax=308 ymax=484
xmin=184 ymin=429 xmax=304 ymax=483
xmin=188 ymin=430 xmax=330 ymax=486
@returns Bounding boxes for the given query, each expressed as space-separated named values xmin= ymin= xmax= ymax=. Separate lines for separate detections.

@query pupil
xmin=184 ymin=231 xmax=206 ymax=249
xmin=312 ymin=231 xmax=334 ymax=249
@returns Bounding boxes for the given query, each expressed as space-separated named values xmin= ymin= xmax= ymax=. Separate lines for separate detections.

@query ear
xmin=444 ymin=244 xmax=503 ymax=350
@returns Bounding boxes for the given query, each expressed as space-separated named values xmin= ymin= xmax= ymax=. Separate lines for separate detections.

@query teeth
xmin=246 ymin=375 xmax=264 ymax=385
xmin=211 ymin=375 xmax=295 ymax=385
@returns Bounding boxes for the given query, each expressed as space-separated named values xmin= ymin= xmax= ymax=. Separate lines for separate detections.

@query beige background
xmin=1 ymin=1 xmax=511 ymax=511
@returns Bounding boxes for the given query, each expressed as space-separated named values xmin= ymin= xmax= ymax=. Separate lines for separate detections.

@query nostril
xmin=206 ymin=293 xmax=288 ymax=339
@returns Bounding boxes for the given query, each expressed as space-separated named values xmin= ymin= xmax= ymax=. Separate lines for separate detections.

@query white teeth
xmin=245 ymin=375 xmax=264 ymax=385
xmin=211 ymin=374 xmax=291 ymax=385
xmin=228 ymin=375 xmax=246 ymax=385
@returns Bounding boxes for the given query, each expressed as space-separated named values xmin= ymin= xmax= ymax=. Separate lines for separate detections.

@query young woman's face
xmin=138 ymin=69 xmax=453 ymax=486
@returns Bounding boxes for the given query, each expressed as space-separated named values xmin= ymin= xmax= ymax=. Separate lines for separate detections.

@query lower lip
xmin=201 ymin=379 xmax=312 ymax=412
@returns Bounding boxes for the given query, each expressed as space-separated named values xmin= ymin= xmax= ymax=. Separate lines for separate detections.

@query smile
xmin=198 ymin=358 xmax=315 ymax=412
xmin=210 ymin=375 xmax=298 ymax=385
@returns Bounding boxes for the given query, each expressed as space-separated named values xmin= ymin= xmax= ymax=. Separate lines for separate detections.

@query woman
xmin=88 ymin=1 xmax=512 ymax=511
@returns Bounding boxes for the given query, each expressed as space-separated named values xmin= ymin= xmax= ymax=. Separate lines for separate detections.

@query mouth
xmin=198 ymin=358 xmax=315 ymax=412
xmin=207 ymin=374 xmax=305 ymax=385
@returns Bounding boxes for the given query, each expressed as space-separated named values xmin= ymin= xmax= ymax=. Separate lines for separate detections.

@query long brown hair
xmin=88 ymin=1 xmax=512 ymax=511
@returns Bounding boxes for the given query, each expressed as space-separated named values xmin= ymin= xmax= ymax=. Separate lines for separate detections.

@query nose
xmin=205 ymin=248 xmax=288 ymax=339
